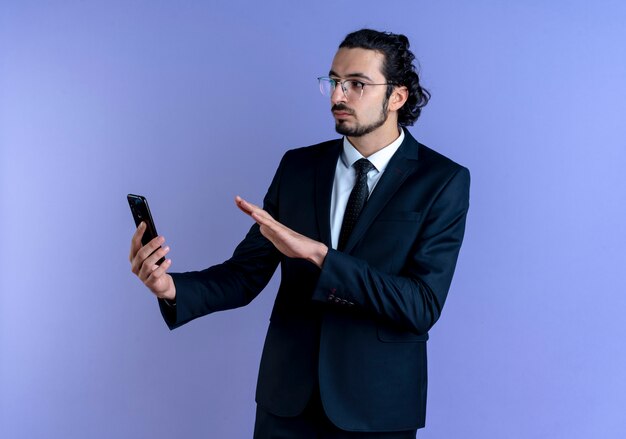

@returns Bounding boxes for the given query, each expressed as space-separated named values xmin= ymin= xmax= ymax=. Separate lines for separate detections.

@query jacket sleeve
xmin=312 ymin=166 xmax=470 ymax=334
xmin=159 ymin=157 xmax=285 ymax=330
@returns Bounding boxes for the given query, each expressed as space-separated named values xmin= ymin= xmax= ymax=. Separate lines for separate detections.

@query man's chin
xmin=335 ymin=122 xmax=360 ymax=137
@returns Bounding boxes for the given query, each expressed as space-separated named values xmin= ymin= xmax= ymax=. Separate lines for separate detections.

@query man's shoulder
xmin=400 ymin=130 xmax=468 ymax=176
xmin=275 ymin=139 xmax=342 ymax=171
xmin=284 ymin=138 xmax=342 ymax=158
xmin=416 ymin=141 xmax=467 ymax=173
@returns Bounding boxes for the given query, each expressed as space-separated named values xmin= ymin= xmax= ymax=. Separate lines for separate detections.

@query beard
xmin=334 ymin=97 xmax=390 ymax=137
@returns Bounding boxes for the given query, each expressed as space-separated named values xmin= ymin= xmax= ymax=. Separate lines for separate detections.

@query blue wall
xmin=2 ymin=1 xmax=625 ymax=437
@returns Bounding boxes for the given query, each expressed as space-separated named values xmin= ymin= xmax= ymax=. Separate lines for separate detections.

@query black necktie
xmin=338 ymin=158 xmax=375 ymax=251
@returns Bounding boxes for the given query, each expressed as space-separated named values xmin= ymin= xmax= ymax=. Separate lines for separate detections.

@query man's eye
xmin=348 ymin=80 xmax=365 ymax=90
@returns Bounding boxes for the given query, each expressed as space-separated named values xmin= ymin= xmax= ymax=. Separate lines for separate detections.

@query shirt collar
xmin=340 ymin=128 xmax=405 ymax=172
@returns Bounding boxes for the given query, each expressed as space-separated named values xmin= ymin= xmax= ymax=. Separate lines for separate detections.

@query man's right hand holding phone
xmin=129 ymin=222 xmax=176 ymax=301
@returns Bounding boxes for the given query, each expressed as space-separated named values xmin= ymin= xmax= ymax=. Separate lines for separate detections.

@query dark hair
xmin=339 ymin=29 xmax=430 ymax=126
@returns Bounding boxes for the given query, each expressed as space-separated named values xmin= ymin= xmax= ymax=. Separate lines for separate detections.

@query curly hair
xmin=339 ymin=29 xmax=430 ymax=126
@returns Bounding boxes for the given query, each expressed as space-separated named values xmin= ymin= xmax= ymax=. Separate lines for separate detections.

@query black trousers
xmin=253 ymin=389 xmax=417 ymax=439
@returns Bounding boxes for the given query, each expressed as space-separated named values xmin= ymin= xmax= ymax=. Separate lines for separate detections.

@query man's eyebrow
xmin=328 ymin=70 xmax=374 ymax=82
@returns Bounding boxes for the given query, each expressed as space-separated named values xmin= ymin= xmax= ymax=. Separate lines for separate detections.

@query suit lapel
xmin=315 ymin=140 xmax=342 ymax=247
xmin=342 ymin=132 xmax=420 ymax=253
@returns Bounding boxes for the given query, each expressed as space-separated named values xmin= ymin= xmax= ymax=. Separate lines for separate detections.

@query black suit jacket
xmin=160 ymin=129 xmax=470 ymax=432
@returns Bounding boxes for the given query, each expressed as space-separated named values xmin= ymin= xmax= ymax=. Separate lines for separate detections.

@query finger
xmin=145 ymin=259 xmax=172 ymax=286
xmin=131 ymin=236 xmax=165 ymax=275
xmin=129 ymin=222 xmax=147 ymax=262
xmin=258 ymin=224 xmax=278 ymax=242
xmin=138 ymin=245 xmax=171 ymax=280
xmin=252 ymin=212 xmax=285 ymax=235
xmin=235 ymin=196 xmax=265 ymax=216
xmin=236 ymin=196 xmax=285 ymax=235
xmin=235 ymin=196 xmax=252 ymax=215
xmin=251 ymin=208 xmax=275 ymax=223
xmin=136 ymin=235 xmax=165 ymax=263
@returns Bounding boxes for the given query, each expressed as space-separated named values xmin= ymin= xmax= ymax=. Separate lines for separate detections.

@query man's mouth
xmin=332 ymin=105 xmax=354 ymax=118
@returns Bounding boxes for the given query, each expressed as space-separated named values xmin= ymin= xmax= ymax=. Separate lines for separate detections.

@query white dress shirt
xmin=329 ymin=129 xmax=405 ymax=249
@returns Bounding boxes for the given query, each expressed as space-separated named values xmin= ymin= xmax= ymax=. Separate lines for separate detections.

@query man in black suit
xmin=130 ymin=29 xmax=470 ymax=438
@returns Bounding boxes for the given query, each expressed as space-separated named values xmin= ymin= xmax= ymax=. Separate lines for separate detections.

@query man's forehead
xmin=330 ymin=47 xmax=385 ymax=79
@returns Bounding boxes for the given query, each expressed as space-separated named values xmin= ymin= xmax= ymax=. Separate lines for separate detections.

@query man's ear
xmin=389 ymin=86 xmax=409 ymax=112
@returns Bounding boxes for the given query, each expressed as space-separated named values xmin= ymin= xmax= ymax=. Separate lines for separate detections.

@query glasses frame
xmin=317 ymin=76 xmax=395 ymax=100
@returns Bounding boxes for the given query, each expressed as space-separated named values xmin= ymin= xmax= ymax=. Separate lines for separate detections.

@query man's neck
xmin=346 ymin=124 xmax=402 ymax=158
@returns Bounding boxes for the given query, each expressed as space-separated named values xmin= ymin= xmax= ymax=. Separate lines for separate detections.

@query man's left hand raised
xmin=236 ymin=196 xmax=328 ymax=268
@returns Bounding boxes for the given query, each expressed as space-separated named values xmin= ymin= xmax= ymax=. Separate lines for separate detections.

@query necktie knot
xmin=354 ymin=158 xmax=374 ymax=177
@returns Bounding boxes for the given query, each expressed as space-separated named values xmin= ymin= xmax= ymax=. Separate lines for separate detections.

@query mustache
xmin=331 ymin=104 xmax=354 ymax=115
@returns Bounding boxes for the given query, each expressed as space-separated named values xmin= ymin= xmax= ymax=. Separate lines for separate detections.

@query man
xmin=130 ymin=29 xmax=470 ymax=438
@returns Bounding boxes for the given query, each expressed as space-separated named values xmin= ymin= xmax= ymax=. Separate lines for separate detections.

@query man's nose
xmin=330 ymin=83 xmax=347 ymax=105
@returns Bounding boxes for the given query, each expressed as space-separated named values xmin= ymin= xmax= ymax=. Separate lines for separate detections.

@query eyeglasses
xmin=317 ymin=76 xmax=394 ymax=100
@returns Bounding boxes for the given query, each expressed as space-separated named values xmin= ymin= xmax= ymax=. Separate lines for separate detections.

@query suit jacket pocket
xmin=377 ymin=325 xmax=429 ymax=343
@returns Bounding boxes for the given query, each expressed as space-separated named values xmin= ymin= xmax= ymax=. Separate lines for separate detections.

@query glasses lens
xmin=318 ymin=77 xmax=334 ymax=96
xmin=344 ymin=81 xmax=365 ymax=100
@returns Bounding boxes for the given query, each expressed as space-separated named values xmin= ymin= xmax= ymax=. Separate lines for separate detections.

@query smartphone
xmin=127 ymin=194 xmax=165 ymax=265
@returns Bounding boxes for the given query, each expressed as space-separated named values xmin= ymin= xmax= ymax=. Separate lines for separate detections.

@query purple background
xmin=2 ymin=1 xmax=626 ymax=437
